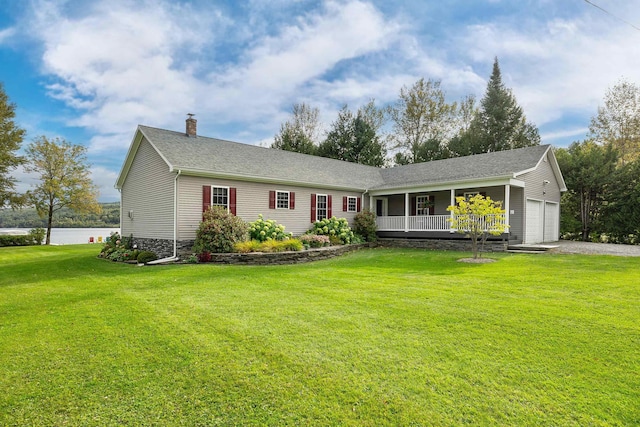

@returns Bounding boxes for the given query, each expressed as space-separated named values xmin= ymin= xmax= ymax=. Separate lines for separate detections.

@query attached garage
xmin=544 ymin=201 xmax=559 ymax=242
xmin=525 ymin=199 xmax=560 ymax=244
xmin=525 ymin=199 xmax=544 ymax=244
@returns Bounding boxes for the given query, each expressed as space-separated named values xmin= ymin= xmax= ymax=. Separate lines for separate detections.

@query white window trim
xmin=316 ymin=194 xmax=328 ymax=221
xmin=211 ymin=185 xmax=230 ymax=212
xmin=347 ymin=196 xmax=358 ymax=212
xmin=416 ymin=195 xmax=431 ymax=216
xmin=276 ymin=190 xmax=290 ymax=210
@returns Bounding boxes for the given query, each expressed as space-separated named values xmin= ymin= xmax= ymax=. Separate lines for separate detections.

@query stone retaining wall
xmin=205 ymin=244 xmax=366 ymax=265
xmin=375 ymin=238 xmax=508 ymax=252
xmin=132 ymin=237 xmax=194 ymax=259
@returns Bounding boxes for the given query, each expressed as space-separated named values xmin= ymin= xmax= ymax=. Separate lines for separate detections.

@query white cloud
xmin=0 ymin=26 xmax=16 ymax=44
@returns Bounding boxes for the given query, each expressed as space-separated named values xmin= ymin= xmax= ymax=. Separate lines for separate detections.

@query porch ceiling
xmin=369 ymin=177 xmax=525 ymax=196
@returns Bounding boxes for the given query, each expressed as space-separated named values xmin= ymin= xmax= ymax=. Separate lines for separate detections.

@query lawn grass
xmin=1 ymin=245 xmax=639 ymax=426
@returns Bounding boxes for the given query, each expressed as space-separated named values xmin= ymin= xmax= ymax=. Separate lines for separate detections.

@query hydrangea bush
xmin=99 ymin=231 xmax=139 ymax=262
xmin=249 ymin=214 xmax=293 ymax=242
xmin=310 ymin=217 xmax=354 ymax=244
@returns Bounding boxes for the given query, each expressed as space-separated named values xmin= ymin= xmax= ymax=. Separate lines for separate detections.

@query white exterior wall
xmin=121 ymin=138 xmax=174 ymax=240
xmin=177 ymin=175 xmax=365 ymax=240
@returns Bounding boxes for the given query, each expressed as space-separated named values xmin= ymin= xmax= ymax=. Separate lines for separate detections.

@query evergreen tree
xmin=319 ymin=105 xmax=386 ymax=167
xmin=469 ymin=57 xmax=540 ymax=153
xmin=0 ymin=83 xmax=26 ymax=208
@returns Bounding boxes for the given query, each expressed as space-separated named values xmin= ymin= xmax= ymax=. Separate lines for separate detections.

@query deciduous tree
xmin=271 ymin=103 xmax=321 ymax=155
xmin=447 ymin=194 xmax=508 ymax=258
xmin=589 ymin=78 xmax=640 ymax=165
xmin=555 ymin=141 xmax=618 ymax=242
xmin=24 ymin=136 xmax=101 ymax=245
xmin=388 ymin=78 xmax=457 ymax=163
xmin=0 ymin=83 xmax=26 ymax=208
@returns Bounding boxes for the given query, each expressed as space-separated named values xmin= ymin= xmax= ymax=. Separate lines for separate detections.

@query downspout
xmin=147 ymin=169 xmax=181 ymax=265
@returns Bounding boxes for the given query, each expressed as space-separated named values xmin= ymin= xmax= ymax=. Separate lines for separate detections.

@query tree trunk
xmin=46 ymin=203 xmax=54 ymax=245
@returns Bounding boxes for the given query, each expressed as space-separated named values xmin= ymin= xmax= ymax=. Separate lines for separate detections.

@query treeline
xmin=556 ymin=79 xmax=640 ymax=244
xmin=271 ymin=57 xmax=540 ymax=166
xmin=0 ymin=202 xmax=120 ymax=228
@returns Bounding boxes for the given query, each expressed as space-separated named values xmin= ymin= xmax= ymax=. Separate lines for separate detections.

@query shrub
xmin=99 ymin=232 xmax=138 ymax=262
xmin=29 ymin=228 xmax=46 ymax=245
xmin=0 ymin=235 xmax=31 ymax=247
xmin=353 ymin=209 xmax=377 ymax=242
xmin=298 ymin=234 xmax=330 ymax=248
xmin=137 ymin=250 xmax=158 ymax=264
xmin=198 ymin=252 xmax=212 ymax=263
xmin=249 ymin=215 xmax=293 ymax=242
xmin=234 ymin=240 xmax=263 ymax=253
xmin=310 ymin=217 xmax=355 ymax=244
xmin=193 ymin=206 xmax=249 ymax=254
xmin=234 ymin=239 xmax=303 ymax=253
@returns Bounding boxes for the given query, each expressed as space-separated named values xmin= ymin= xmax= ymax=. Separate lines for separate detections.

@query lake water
xmin=0 ymin=228 xmax=120 ymax=245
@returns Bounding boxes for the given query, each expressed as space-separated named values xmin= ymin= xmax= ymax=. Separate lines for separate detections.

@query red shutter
xmin=343 ymin=196 xmax=348 ymax=211
xmin=311 ymin=194 xmax=316 ymax=222
xmin=410 ymin=196 xmax=416 ymax=216
xmin=229 ymin=187 xmax=237 ymax=215
xmin=269 ymin=191 xmax=276 ymax=209
xmin=290 ymin=192 xmax=295 ymax=209
xmin=202 ymin=186 xmax=211 ymax=213
xmin=429 ymin=195 xmax=435 ymax=215
xmin=327 ymin=195 xmax=332 ymax=218
xmin=357 ymin=197 xmax=361 ymax=212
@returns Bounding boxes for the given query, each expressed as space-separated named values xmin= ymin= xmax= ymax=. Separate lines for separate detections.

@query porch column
xmin=450 ymin=188 xmax=455 ymax=233
xmin=504 ymin=184 xmax=510 ymax=229
xmin=404 ymin=192 xmax=409 ymax=232
xmin=369 ymin=195 xmax=373 ymax=214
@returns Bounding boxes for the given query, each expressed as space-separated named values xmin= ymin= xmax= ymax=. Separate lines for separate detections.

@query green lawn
xmin=1 ymin=245 xmax=638 ymax=426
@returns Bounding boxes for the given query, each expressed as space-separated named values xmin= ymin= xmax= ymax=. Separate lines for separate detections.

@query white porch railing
xmin=376 ymin=214 xmax=506 ymax=232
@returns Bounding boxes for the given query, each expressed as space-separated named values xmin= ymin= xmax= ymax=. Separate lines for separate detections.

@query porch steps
xmin=507 ymin=244 xmax=558 ymax=254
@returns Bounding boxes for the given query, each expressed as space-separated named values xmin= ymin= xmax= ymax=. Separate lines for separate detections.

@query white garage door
xmin=544 ymin=202 xmax=559 ymax=242
xmin=526 ymin=199 xmax=544 ymax=244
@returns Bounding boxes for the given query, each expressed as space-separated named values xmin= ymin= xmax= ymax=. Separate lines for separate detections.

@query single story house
xmin=115 ymin=117 xmax=566 ymax=258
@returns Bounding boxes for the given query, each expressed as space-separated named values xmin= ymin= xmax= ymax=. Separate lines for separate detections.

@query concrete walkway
xmin=550 ymin=240 xmax=640 ymax=257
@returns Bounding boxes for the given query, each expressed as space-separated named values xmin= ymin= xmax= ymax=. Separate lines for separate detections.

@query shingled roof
xmin=116 ymin=125 xmax=561 ymax=191
xmin=135 ymin=125 xmax=384 ymax=190
xmin=374 ymin=144 xmax=553 ymax=190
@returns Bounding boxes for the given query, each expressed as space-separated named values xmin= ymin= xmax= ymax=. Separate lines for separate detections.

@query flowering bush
xmin=353 ymin=209 xmax=377 ymax=242
xmin=298 ymin=234 xmax=330 ymax=248
xmin=249 ymin=214 xmax=293 ymax=242
xmin=310 ymin=217 xmax=354 ymax=244
xmin=99 ymin=231 xmax=139 ymax=262
xmin=193 ymin=206 xmax=249 ymax=254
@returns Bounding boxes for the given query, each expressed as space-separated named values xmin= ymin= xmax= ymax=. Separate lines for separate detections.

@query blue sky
xmin=1 ymin=0 xmax=639 ymax=202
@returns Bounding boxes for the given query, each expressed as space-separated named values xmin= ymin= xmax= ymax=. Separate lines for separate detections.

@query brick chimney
xmin=186 ymin=113 xmax=197 ymax=137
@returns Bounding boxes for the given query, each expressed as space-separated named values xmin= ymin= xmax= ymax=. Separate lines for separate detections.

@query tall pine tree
xmin=469 ymin=57 xmax=540 ymax=153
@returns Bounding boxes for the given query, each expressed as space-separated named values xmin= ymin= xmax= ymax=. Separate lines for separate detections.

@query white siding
xmin=177 ymin=176 xmax=365 ymax=240
xmin=121 ymin=138 xmax=174 ymax=240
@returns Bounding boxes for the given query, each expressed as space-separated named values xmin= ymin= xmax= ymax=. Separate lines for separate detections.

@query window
xmin=211 ymin=186 xmax=229 ymax=209
xmin=463 ymin=191 xmax=479 ymax=200
xmin=316 ymin=194 xmax=328 ymax=221
xmin=276 ymin=191 xmax=290 ymax=209
xmin=347 ymin=196 xmax=357 ymax=212
xmin=203 ymin=185 xmax=236 ymax=215
xmin=416 ymin=195 xmax=431 ymax=215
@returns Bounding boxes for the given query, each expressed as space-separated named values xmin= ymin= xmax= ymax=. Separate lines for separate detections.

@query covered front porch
xmin=370 ymin=182 xmax=522 ymax=241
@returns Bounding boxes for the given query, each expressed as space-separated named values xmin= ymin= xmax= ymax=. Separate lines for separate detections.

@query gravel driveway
xmin=551 ymin=240 xmax=640 ymax=257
